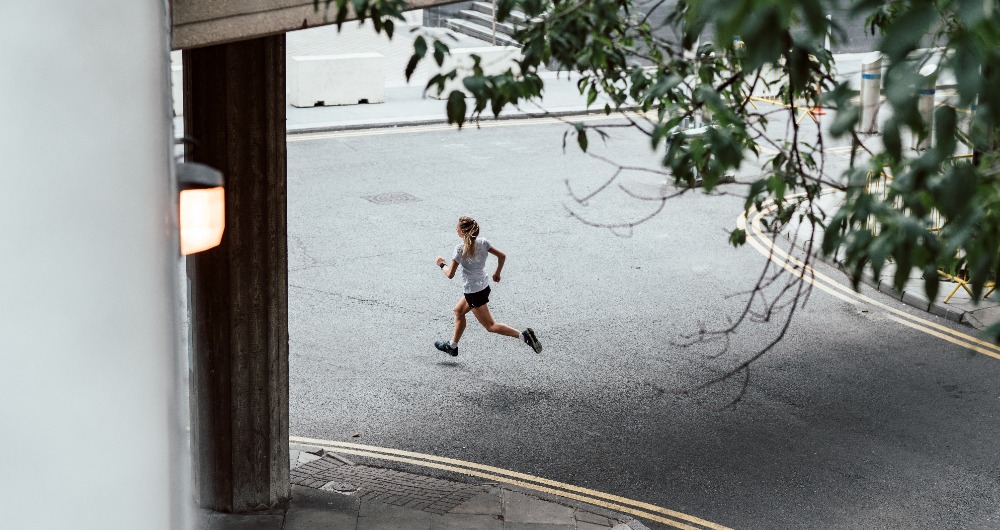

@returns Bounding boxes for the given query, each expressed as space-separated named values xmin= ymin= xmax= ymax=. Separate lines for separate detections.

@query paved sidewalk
xmin=171 ymin=20 xmax=617 ymax=137
xmin=196 ymin=444 xmax=651 ymax=530
xmin=171 ymin=19 xmax=953 ymax=137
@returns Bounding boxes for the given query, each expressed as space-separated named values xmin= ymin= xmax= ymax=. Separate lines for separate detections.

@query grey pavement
xmin=275 ymin=21 xmax=1000 ymax=329
xmin=184 ymin=21 xmax=659 ymax=530
xmin=196 ymin=444 xmax=650 ymax=530
xmin=185 ymin=16 xmax=1000 ymax=530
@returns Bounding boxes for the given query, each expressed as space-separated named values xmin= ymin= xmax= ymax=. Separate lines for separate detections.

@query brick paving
xmin=290 ymin=452 xmax=489 ymax=515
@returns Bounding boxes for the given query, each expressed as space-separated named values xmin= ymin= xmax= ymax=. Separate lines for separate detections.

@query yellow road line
xmin=291 ymin=436 xmax=731 ymax=530
xmin=747 ymin=204 xmax=1000 ymax=353
xmin=882 ymin=313 xmax=1000 ymax=357
xmin=740 ymin=199 xmax=1000 ymax=359
xmin=288 ymin=113 xmax=634 ymax=142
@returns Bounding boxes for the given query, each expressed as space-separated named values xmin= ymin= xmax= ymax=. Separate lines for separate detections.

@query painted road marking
xmin=290 ymin=436 xmax=731 ymax=530
xmin=746 ymin=203 xmax=1000 ymax=354
xmin=740 ymin=199 xmax=1000 ymax=360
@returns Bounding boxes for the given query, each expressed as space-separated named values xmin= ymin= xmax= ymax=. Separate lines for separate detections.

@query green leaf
xmin=829 ymin=101 xmax=859 ymax=137
xmin=463 ymin=75 xmax=487 ymax=96
xmin=577 ymin=128 xmax=588 ymax=152
xmin=729 ymin=228 xmax=747 ymax=246
xmin=433 ymin=40 xmax=449 ymax=67
xmin=446 ymin=91 xmax=467 ymax=128
xmin=884 ymin=119 xmax=902 ymax=161
xmin=923 ymin=266 xmax=940 ymax=303
xmin=933 ymin=106 xmax=958 ymax=158
xmin=413 ymin=36 xmax=427 ymax=58
xmin=882 ymin=8 xmax=937 ymax=61
xmin=404 ymin=55 xmax=420 ymax=82
xmin=646 ymin=74 xmax=682 ymax=100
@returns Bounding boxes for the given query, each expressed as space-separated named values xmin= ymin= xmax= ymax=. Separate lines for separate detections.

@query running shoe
xmin=434 ymin=340 xmax=458 ymax=357
xmin=522 ymin=328 xmax=542 ymax=353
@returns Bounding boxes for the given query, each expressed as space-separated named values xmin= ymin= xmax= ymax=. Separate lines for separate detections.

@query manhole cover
xmin=363 ymin=192 xmax=420 ymax=205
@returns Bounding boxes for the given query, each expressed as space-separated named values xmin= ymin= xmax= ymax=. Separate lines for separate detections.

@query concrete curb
xmin=285 ymin=104 xmax=641 ymax=135
xmin=781 ymin=231 xmax=974 ymax=327
xmin=839 ymin=261 xmax=969 ymax=324
xmin=287 ymin=446 xmax=654 ymax=530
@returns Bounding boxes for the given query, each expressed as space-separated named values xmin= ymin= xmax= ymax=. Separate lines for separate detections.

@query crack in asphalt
xmin=289 ymin=283 xmax=445 ymax=319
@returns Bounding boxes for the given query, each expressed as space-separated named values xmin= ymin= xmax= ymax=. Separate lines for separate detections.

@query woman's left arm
xmin=488 ymin=246 xmax=506 ymax=282
xmin=436 ymin=256 xmax=458 ymax=279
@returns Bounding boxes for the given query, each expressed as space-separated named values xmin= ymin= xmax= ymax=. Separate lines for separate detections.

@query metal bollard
xmin=859 ymin=51 xmax=882 ymax=134
xmin=916 ymin=62 xmax=938 ymax=150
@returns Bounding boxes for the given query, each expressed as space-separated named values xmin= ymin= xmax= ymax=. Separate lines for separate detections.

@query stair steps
xmin=445 ymin=1 xmax=528 ymax=46
xmin=446 ymin=18 xmax=520 ymax=47
xmin=459 ymin=10 xmax=517 ymax=37
xmin=470 ymin=1 xmax=529 ymax=24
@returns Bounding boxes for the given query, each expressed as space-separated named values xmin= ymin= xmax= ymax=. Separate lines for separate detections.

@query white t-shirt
xmin=452 ymin=238 xmax=491 ymax=293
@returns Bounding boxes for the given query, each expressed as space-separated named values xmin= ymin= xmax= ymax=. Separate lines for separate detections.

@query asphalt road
xmin=286 ymin=120 xmax=1000 ymax=529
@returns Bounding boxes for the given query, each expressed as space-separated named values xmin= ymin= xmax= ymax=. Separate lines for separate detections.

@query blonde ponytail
xmin=458 ymin=216 xmax=480 ymax=257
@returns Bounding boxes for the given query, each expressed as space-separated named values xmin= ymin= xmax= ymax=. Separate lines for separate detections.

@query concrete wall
xmin=172 ymin=0 xmax=459 ymax=49
xmin=1 ymin=2 xmax=185 ymax=529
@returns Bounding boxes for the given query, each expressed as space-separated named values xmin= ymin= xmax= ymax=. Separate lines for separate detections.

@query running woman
xmin=434 ymin=216 xmax=542 ymax=357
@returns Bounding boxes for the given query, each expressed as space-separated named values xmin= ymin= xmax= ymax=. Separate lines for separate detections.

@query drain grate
xmin=363 ymin=192 xmax=420 ymax=205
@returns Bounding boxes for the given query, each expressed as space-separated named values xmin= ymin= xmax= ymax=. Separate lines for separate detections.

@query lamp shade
xmin=179 ymin=187 xmax=225 ymax=255
xmin=177 ymin=162 xmax=225 ymax=255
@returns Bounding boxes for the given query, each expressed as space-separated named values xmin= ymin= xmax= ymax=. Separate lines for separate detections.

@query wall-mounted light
xmin=177 ymin=162 xmax=225 ymax=255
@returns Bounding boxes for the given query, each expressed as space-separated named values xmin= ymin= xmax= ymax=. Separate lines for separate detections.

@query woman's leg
xmin=470 ymin=304 xmax=520 ymax=338
xmin=452 ymin=298 xmax=471 ymax=344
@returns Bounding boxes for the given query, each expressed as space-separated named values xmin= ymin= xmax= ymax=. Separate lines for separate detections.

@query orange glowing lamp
xmin=177 ymin=163 xmax=225 ymax=255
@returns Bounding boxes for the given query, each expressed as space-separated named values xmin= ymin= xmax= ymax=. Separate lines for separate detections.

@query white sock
xmin=450 ymin=340 xmax=459 ymax=347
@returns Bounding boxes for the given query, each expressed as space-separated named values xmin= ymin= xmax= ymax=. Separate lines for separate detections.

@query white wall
xmin=0 ymin=2 xmax=184 ymax=529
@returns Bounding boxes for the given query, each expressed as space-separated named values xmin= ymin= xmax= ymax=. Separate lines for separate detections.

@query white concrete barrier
xmin=916 ymin=62 xmax=938 ymax=150
xmin=288 ymin=53 xmax=385 ymax=107
xmin=859 ymin=51 xmax=882 ymax=134
xmin=430 ymin=46 xmax=522 ymax=99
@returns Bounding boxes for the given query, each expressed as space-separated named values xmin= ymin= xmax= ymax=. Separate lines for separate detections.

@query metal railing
xmin=863 ymin=156 xmax=995 ymax=302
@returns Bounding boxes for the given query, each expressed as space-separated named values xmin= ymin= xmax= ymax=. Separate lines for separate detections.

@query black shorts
xmin=464 ymin=286 xmax=491 ymax=308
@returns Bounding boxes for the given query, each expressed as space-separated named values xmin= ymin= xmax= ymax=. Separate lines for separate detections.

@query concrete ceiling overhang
xmin=172 ymin=0 xmax=464 ymax=50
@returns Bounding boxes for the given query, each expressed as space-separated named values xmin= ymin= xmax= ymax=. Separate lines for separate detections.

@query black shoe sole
xmin=523 ymin=328 xmax=542 ymax=353
xmin=434 ymin=341 xmax=458 ymax=357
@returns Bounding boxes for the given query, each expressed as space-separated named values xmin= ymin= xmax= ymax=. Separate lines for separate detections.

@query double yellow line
xmin=741 ymin=198 xmax=1000 ymax=360
xmin=289 ymin=435 xmax=730 ymax=530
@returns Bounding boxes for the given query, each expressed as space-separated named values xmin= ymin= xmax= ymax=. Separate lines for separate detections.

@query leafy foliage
xmin=319 ymin=0 xmax=1000 ymax=339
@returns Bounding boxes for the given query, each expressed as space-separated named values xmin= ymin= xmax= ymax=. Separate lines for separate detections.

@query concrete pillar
xmin=859 ymin=52 xmax=882 ymax=134
xmin=916 ymin=62 xmax=938 ymax=150
xmin=183 ymin=35 xmax=290 ymax=513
